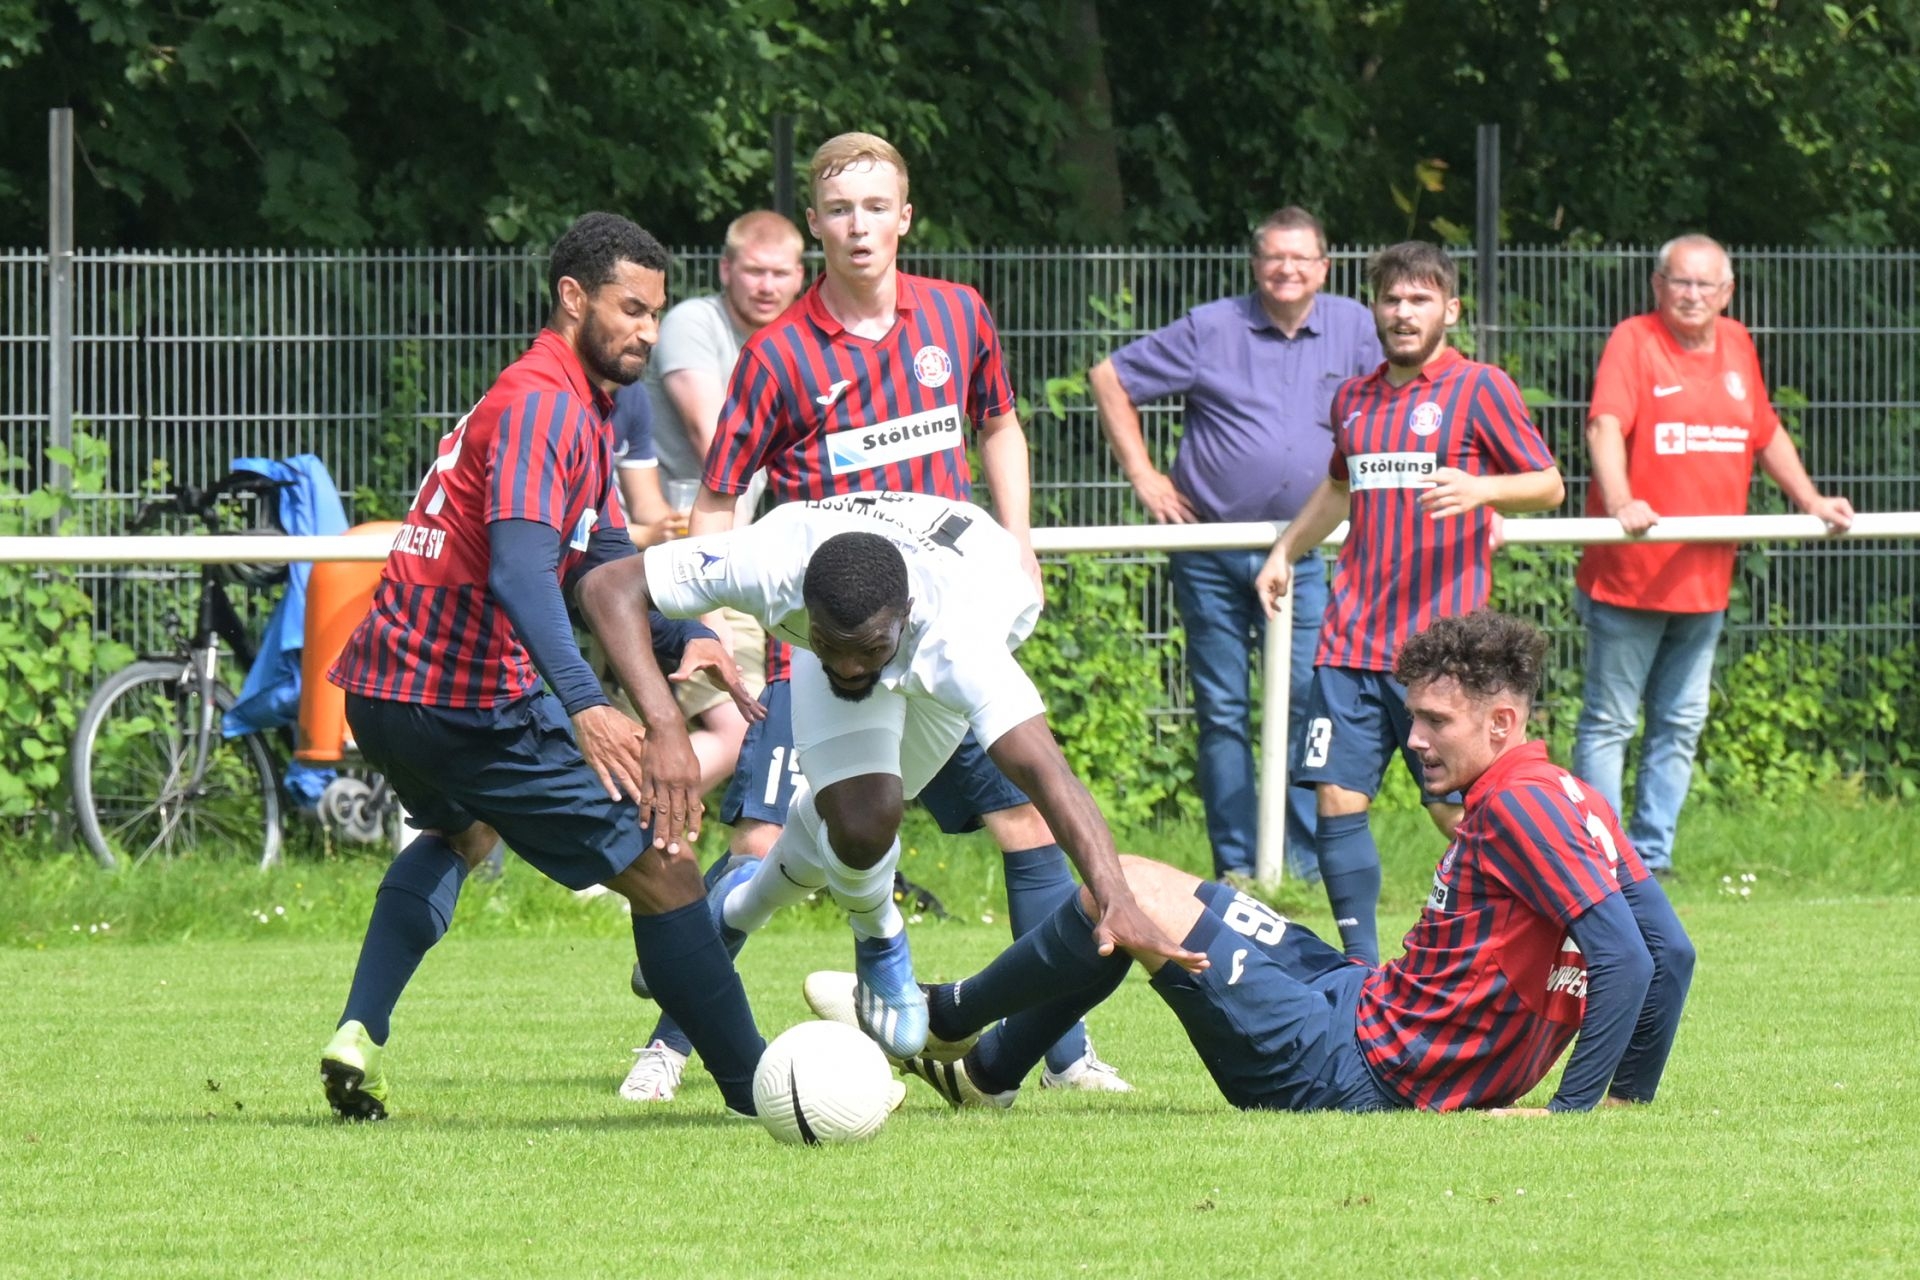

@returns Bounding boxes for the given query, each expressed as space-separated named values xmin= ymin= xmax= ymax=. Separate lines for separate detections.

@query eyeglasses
xmin=1256 ymin=255 xmax=1326 ymax=270
xmin=1657 ymin=272 xmax=1730 ymax=295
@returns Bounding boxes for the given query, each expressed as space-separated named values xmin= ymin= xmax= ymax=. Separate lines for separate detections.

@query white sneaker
xmin=1040 ymin=1042 xmax=1133 ymax=1093
xmin=619 ymin=1040 xmax=688 ymax=1103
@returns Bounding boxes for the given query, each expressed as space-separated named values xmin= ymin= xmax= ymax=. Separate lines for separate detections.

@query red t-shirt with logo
xmin=1575 ymin=314 xmax=1780 ymax=613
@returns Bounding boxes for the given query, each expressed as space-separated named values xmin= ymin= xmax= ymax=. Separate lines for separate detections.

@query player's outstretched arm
xmin=1256 ymin=478 xmax=1349 ymax=618
xmin=1546 ymin=891 xmax=1655 ymax=1112
xmin=985 ymin=716 xmax=1208 ymax=973
xmin=978 ymin=411 xmax=1044 ymax=600
xmin=575 ymin=554 xmax=705 ymax=850
xmin=1605 ymin=876 xmax=1697 ymax=1104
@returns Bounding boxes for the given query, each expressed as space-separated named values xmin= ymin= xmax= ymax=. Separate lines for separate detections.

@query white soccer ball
xmin=752 ymin=1020 xmax=899 ymax=1145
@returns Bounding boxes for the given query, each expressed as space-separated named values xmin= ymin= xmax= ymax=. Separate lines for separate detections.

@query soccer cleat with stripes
xmin=320 ymin=1019 xmax=390 ymax=1121
xmin=898 ymin=1054 xmax=1018 ymax=1111
xmin=851 ymin=931 xmax=929 ymax=1060
xmin=801 ymin=970 xmax=979 ymax=1063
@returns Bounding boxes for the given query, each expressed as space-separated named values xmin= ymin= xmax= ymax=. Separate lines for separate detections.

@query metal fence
xmin=4 ymin=243 xmax=1918 ymax=760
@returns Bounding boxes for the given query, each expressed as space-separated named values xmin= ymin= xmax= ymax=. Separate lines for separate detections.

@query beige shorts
xmin=674 ymin=607 xmax=767 ymax=720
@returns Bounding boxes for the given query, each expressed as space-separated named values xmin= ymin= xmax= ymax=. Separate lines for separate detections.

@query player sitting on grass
xmin=809 ymin=610 xmax=1695 ymax=1114
xmin=580 ymin=490 xmax=1205 ymax=1062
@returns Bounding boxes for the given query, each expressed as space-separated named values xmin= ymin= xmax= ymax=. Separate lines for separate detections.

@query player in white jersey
xmin=579 ymin=491 xmax=1205 ymax=1058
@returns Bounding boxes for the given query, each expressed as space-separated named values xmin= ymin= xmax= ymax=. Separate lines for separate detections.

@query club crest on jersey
xmin=569 ymin=507 xmax=596 ymax=552
xmin=1723 ymin=370 xmax=1747 ymax=401
xmin=1410 ymin=401 xmax=1444 ymax=437
xmin=912 ymin=345 xmax=953 ymax=389
xmin=672 ymin=545 xmax=728 ymax=583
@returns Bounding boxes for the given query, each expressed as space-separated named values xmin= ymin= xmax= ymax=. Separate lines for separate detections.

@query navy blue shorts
xmin=719 ymin=680 xmax=1030 ymax=835
xmin=1292 ymin=665 xmax=1464 ymax=805
xmin=718 ymin=681 xmax=801 ymax=826
xmin=1148 ymin=880 xmax=1403 ymax=1113
xmin=344 ymin=691 xmax=647 ymax=891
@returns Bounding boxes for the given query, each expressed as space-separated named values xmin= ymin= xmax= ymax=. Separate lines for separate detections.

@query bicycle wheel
xmin=71 ymin=658 xmax=283 ymax=871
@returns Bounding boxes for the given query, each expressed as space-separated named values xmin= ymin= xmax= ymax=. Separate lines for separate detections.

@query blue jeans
xmin=1571 ymin=591 xmax=1725 ymax=872
xmin=1170 ymin=549 xmax=1327 ymax=882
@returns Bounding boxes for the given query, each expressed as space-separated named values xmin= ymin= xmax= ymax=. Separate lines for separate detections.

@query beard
xmin=1381 ymin=321 xmax=1447 ymax=369
xmin=826 ymin=676 xmax=880 ymax=703
xmin=579 ymin=309 xmax=650 ymax=386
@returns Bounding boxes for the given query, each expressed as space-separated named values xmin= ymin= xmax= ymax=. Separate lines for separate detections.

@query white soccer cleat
xmin=1040 ymin=1041 xmax=1134 ymax=1093
xmin=619 ymin=1040 xmax=688 ymax=1103
xmin=898 ymin=1054 xmax=1018 ymax=1111
xmin=802 ymin=970 xmax=979 ymax=1063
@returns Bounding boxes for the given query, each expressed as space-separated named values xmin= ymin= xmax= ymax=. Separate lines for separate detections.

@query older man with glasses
xmin=1573 ymin=233 xmax=1854 ymax=878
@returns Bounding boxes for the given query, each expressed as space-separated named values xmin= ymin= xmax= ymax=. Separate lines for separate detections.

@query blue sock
xmin=632 ymin=901 xmax=764 ymax=1114
xmin=340 ymin=834 xmax=470 ymax=1044
xmin=635 ymin=852 xmax=754 ymax=1061
xmin=1317 ymin=810 xmax=1382 ymax=964
xmin=929 ymin=894 xmax=1128 ymax=1092
xmin=1002 ymin=843 xmax=1090 ymax=1071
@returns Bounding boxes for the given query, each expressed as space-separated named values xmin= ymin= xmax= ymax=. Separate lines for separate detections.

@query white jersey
xmin=644 ymin=492 xmax=1045 ymax=748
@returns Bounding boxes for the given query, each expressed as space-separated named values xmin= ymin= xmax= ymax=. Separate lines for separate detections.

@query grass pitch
xmin=3 ymin=888 xmax=1915 ymax=1278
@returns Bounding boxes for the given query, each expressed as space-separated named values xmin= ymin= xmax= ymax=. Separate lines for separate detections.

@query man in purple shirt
xmin=1090 ymin=206 xmax=1382 ymax=884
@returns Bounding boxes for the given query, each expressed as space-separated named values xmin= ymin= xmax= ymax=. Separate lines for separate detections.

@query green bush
xmin=0 ymin=436 xmax=134 ymax=823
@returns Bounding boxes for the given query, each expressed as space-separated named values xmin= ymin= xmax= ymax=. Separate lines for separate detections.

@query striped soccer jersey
xmin=1317 ymin=347 xmax=1554 ymax=672
xmin=1356 ymin=741 xmax=1651 ymax=1110
xmin=330 ymin=329 xmax=625 ymax=707
xmin=702 ymin=273 xmax=1015 ymax=680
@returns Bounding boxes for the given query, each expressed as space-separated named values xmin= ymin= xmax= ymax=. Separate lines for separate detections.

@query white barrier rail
xmin=6 ymin=512 xmax=1918 ymax=885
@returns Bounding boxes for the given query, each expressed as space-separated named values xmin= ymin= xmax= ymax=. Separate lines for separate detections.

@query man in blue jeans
xmin=1090 ymin=206 xmax=1381 ymax=883
xmin=1572 ymin=234 xmax=1853 ymax=875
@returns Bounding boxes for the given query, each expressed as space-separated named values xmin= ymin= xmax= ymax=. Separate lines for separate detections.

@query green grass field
xmin=2 ymin=803 xmax=1916 ymax=1277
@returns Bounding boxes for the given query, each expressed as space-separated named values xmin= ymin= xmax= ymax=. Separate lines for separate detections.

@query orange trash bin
xmin=296 ymin=521 xmax=400 ymax=762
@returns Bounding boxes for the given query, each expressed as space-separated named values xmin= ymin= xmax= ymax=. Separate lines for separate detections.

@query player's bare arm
xmin=1256 ymin=477 xmax=1351 ymax=616
xmin=985 ymin=716 xmax=1208 ymax=973
xmin=1756 ymin=430 xmax=1854 ymax=531
xmin=978 ymin=410 xmax=1044 ymax=599
xmin=1584 ymin=413 xmax=1660 ymax=534
xmin=663 ymin=368 xmax=728 ymax=465
xmin=575 ymin=555 xmax=708 ymax=850
xmin=1418 ymin=465 xmax=1565 ymax=521
xmin=1088 ymin=357 xmax=1198 ymax=525
xmin=619 ymin=464 xmax=679 ymax=548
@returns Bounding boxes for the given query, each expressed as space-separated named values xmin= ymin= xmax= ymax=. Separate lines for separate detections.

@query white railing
xmin=6 ymin=512 xmax=1918 ymax=884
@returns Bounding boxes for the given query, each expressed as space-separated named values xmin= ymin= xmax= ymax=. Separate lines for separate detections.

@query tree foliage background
xmin=2 ymin=0 xmax=1914 ymax=249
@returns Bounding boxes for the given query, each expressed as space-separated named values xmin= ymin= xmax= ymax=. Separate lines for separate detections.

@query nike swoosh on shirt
xmin=816 ymin=379 xmax=853 ymax=407
xmin=1652 ymin=384 xmax=1684 ymax=397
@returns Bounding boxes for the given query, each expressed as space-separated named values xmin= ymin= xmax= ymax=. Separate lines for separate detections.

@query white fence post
xmin=1255 ymin=584 xmax=1293 ymax=889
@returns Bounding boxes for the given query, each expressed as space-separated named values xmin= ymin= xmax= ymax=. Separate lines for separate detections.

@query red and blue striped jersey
xmin=702 ymin=272 xmax=1015 ymax=680
xmin=330 ymin=329 xmax=625 ymax=707
xmin=1317 ymin=348 xmax=1554 ymax=672
xmin=1356 ymin=740 xmax=1651 ymax=1110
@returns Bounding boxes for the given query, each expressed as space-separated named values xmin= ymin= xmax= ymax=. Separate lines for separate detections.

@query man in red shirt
xmin=1573 ymin=234 xmax=1853 ymax=876
xmin=816 ymin=611 xmax=1695 ymax=1116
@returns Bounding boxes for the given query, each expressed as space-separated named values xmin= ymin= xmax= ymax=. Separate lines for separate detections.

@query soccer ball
xmin=752 ymin=1020 xmax=900 ymax=1145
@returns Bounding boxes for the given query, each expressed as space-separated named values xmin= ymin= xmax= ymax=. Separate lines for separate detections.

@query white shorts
xmin=789 ymin=647 xmax=970 ymax=801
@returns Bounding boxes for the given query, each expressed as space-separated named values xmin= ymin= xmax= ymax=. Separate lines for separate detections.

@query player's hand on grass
xmin=572 ymin=704 xmax=650 ymax=804
xmin=1130 ymin=469 xmax=1198 ymax=524
xmin=1607 ymin=497 xmax=1660 ymax=535
xmin=637 ymin=725 xmax=705 ymax=852
xmin=1418 ymin=467 xmax=1492 ymax=520
xmin=1254 ymin=553 xmax=1293 ymax=619
xmin=1806 ymin=493 xmax=1854 ymax=533
xmin=673 ymin=637 xmax=767 ymax=723
xmin=1094 ymin=893 xmax=1210 ymax=974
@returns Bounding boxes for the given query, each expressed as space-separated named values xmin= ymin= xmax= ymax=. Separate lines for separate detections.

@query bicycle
xmin=69 ymin=470 xmax=398 ymax=870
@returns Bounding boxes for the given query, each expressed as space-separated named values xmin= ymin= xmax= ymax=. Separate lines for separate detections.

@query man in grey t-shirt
xmin=643 ymin=211 xmax=807 ymax=485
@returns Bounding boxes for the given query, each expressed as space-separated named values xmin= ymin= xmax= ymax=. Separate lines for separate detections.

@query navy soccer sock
xmin=639 ymin=851 xmax=750 ymax=1061
xmin=632 ymin=901 xmax=765 ymax=1114
xmin=1317 ymin=810 xmax=1383 ymax=964
xmin=340 ymin=834 xmax=470 ymax=1044
xmin=1002 ymin=843 xmax=1091 ymax=1072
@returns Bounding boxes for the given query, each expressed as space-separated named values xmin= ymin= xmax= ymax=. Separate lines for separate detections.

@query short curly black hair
xmin=547 ymin=212 xmax=670 ymax=310
xmin=803 ymin=532 xmax=909 ymax=631
xmin=1393 ymin=610 xmax=1547 ymax=709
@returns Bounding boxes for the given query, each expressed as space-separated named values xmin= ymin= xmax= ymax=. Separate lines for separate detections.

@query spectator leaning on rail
xmin=1088 ymin=206 xmax=1382 ymax=886
xmin=1572 ymin=234 xmax=1853 ymax=878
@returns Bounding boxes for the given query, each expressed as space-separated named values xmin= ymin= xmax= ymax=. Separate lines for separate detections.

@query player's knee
xmin=822 ymin=808 xmax=901 ymax=868
xmin=1661 ymin=930 xmax=1698 ymax=988
xmin=445 ymin=822 xmax=502 ymax=866
xmin=608 ymin=844 xmax=704 ymax=914
xmin=982 ymin=803 xmax=1052 ymax=851
xmin=731 ymin=820 xmax=782 ymax=861
xmin=1316 ymin=785 xmax=1371 ymax=819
